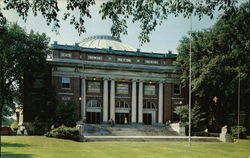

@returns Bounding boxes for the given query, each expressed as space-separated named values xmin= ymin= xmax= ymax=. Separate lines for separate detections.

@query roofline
xmin=50 ymin=42 xmax=177 ymax=59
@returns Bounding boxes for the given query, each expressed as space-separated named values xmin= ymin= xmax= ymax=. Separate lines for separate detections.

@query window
xmin=117 ymin=83 xmax=129 ymax=94
xmin=88 ymin=82 xmax=101 ymax=93
xmin=115 ymin=101 xmax=130 ymax=108
xmin=62 ymin=77 xmax=70 ymax=89
xmin=143 ymin=102 xmax=156 ymax=109
xmin=144 ymin=85 xmax=156 ymax=95
xmin=174 ymin=84 xmax=181 ymax=94
xmin=87 ymin=100 xmax=101 ymax=107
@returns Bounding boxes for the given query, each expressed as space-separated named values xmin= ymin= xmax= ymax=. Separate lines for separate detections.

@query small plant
xmin=230 ymin=126 xmax=247 ymax=139
xmin=45 ymin=125 xmax=80 ymax=141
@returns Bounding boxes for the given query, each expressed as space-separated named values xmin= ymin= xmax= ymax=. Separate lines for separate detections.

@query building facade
xmin=48 ymin=35 xmax=186 ymax=125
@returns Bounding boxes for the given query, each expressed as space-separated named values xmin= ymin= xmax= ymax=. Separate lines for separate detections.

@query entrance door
xmin=115 ymin=113 xmax=130 ymax=124
xmin=143 ymin=113 xmax=152 ymax=125
xmin=86 ymin=112 xmax=101 ymax=124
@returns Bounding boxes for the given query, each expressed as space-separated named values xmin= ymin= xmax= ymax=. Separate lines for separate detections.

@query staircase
xmin=81 ymin=124 xmax=220 ymax=142
xmin=83 ymin=124 xmax=178 ymax=136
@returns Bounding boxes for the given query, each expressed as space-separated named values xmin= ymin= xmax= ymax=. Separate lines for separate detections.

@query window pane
xmin=117 ymin=83 xmax=129 ymax=94
xmin=174 ymin=84 xmax=181 ymax=94
xmin=62 ymin=77 xmax=70 ymax=83
xmin=144 ymin=85 xmax=156 ymax=95
xmin=62 ymin=77 xmax=70 ymax=89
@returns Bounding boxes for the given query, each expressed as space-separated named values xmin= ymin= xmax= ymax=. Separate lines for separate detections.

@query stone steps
xmin=84 ymin=136 xmax=221 ymax=142
xmin=83 ymin=124 xmax=179 ymax=136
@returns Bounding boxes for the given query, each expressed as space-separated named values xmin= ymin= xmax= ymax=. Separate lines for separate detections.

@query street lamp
xmin=188 ymin=14 xmax=193 ymax=147
xmin=237 ymin=72 xmax=241 ymax=142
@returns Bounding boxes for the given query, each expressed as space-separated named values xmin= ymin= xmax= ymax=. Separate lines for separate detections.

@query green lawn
xmin=1 ymin=136 xmax=250 ymax=158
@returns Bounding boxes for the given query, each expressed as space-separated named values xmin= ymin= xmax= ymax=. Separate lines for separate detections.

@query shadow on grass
xmin=1 ymin=142 xmax=30 ymax=147
xmin=2 ymin=152 xmax=33 ymax=158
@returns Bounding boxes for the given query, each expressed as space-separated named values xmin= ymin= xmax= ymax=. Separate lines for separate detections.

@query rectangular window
xmin=144 ymin=85 xmax=156 ymax=95
xmin=88 ymin=82 xmax=101 ymax=93
xmin=62 ymin=96 xmax=71 ymax=101
xmin=62 ymin=77 xmax=70 ymax=89
xmin=174 ymin=84 xmax=181 ymax=95
xmin=60 ymin=52 xmax=72 ymax=58
xmin=117 ymin=83 xmax=129 ymax=94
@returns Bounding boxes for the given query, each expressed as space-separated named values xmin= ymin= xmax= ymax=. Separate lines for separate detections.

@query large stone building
xmin=48 ymin=35 xmax=186 ymax=125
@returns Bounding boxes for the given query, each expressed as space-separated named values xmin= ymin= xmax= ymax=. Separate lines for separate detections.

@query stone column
xmin=138 ymin=80 xmax=143 ymax=123
xmin=103 ymin=78 xmax=109 ymax=122
xmin=158 ymin=81 xmax=163 ymax=123
xmin=81 ymin=77 xmax=86 ymax=120
xmin=110 ymin=79 xmax=115 ymax=121
xmin=131 ymin=80 xmax=137 ymax=123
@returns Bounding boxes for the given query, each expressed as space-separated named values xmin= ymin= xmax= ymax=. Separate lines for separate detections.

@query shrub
xmin=45 ymin=125 xmax=80 ymax=141
xmin=55 ymin=101 xmax=77 ymax=127
xmin=10 ymin=121 xmax=18 ymax=133
xmin=230 ymin=126 xmax=247 ymax=139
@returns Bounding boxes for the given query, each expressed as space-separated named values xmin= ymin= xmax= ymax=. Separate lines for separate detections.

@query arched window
xmin=87 ymin=100 xmax=101 ymax=107
xmin=143 ymin=101 xmax=156 ymax=109
xmin=115 ymin=100 xmax=130 ymax=108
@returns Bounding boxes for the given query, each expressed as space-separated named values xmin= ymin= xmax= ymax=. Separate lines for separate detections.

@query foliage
xmin=55 ymin=101 xmax=77 ymax=127
xmin=0 ymin=22 xmax=56 ymax=134
xmin=230 ymin=126 xmax=247 ymax=139
xmin=10 ymin=121 xmax=18 ymax=133
xmin=174 ymin=104 xmax=206 ymax=132
xmin=174 ymin=105 xmax=188 ymax=122
xmin=2 ymin=117 xmax=15 ymax=126
xmin=175 ymin=4 xmax=250 ymax=132
xmin=0 ymin=0 xmax=244 ymax=44
xmin=45 ymin=125 xmax=80 ymax=141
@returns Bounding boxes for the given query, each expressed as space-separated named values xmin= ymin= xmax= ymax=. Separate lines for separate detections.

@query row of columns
xmin=80 ymin=78 xmax=164 ymax=124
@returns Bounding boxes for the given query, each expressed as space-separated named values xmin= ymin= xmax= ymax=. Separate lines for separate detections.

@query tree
xmin=174 ymin=104 xmax=206 ymax=132
xmin=0 ymin=0 xmax=243 ymax=44
xmin=55 ymin=101 xmax=77 ymax=127
xmin=0 ymin=23 xmax=53 ymax=129
xmin=175 ymin=3 xmax=250 ymax=132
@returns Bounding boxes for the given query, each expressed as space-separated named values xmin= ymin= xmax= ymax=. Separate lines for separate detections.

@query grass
xmin=1 ymin=136 xmax=250 ymax=158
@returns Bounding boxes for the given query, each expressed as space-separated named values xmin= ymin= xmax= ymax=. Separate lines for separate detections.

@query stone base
xmin=219 ymin=133 xmax=233 ymax=142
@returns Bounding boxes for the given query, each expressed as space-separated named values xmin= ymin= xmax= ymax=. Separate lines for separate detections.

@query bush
xmin=10 ymin=121 xmax=18 ymax=133
xmin=55 ymin=101 xmax=77 ymax=127
xmin=45 ymin=125 xmax=80 ymax=141
xmin=230 ymin=126 xmax=247 ymax=139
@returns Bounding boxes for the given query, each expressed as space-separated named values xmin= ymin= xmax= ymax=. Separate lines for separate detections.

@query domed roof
xmin=79 ymin=35 xmax=136 ymax=51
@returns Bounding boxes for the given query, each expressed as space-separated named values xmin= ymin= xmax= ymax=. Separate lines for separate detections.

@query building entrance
xmin=143 ymin=113 xmax=152 ymax=125
xmin=86 ymin=112 xmax=101 ymax=124
xmin=115 ymin=113 xmax=130 ymax=124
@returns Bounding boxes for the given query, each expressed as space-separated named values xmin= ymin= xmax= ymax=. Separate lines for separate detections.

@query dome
xmin=79 ymin=35 xmax=136 ymax=51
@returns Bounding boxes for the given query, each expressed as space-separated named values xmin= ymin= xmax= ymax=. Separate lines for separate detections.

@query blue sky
xmin=1 ymin=1 xmax=221 ymax=54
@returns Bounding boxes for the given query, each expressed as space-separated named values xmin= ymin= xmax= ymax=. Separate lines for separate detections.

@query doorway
xmin=143 ymin=113 xmax=152 ymax=125
xmin=86 ymin=112 xmax=101 ymax=124
xmin=115 ymin=113 xmax=130 ymax=124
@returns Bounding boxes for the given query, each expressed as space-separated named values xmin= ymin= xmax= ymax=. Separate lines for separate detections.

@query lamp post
xmin=188 ymin=14 xmax=193 ymax=146
xmin=237 ymin=72 xmax=241 ymax=142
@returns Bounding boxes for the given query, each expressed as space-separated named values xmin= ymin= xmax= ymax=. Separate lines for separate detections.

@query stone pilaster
xmin=110 ymin=79 xmax=115 ymax=121
xmin=81 ymin=77 xmax=86 ymax=120
xmin=158 ymin=81 xmax=163 ymax=123
xmin=131 ymin=79 xmax=137 ymax=123
xmin=138 ymin=80 xmax=143 ymax=123
xmin=103 ymin=78 xmax=109 ymax=122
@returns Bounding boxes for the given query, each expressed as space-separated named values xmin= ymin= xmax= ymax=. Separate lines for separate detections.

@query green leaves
xmin=175 ymin=4 xmax=250 ymax=130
